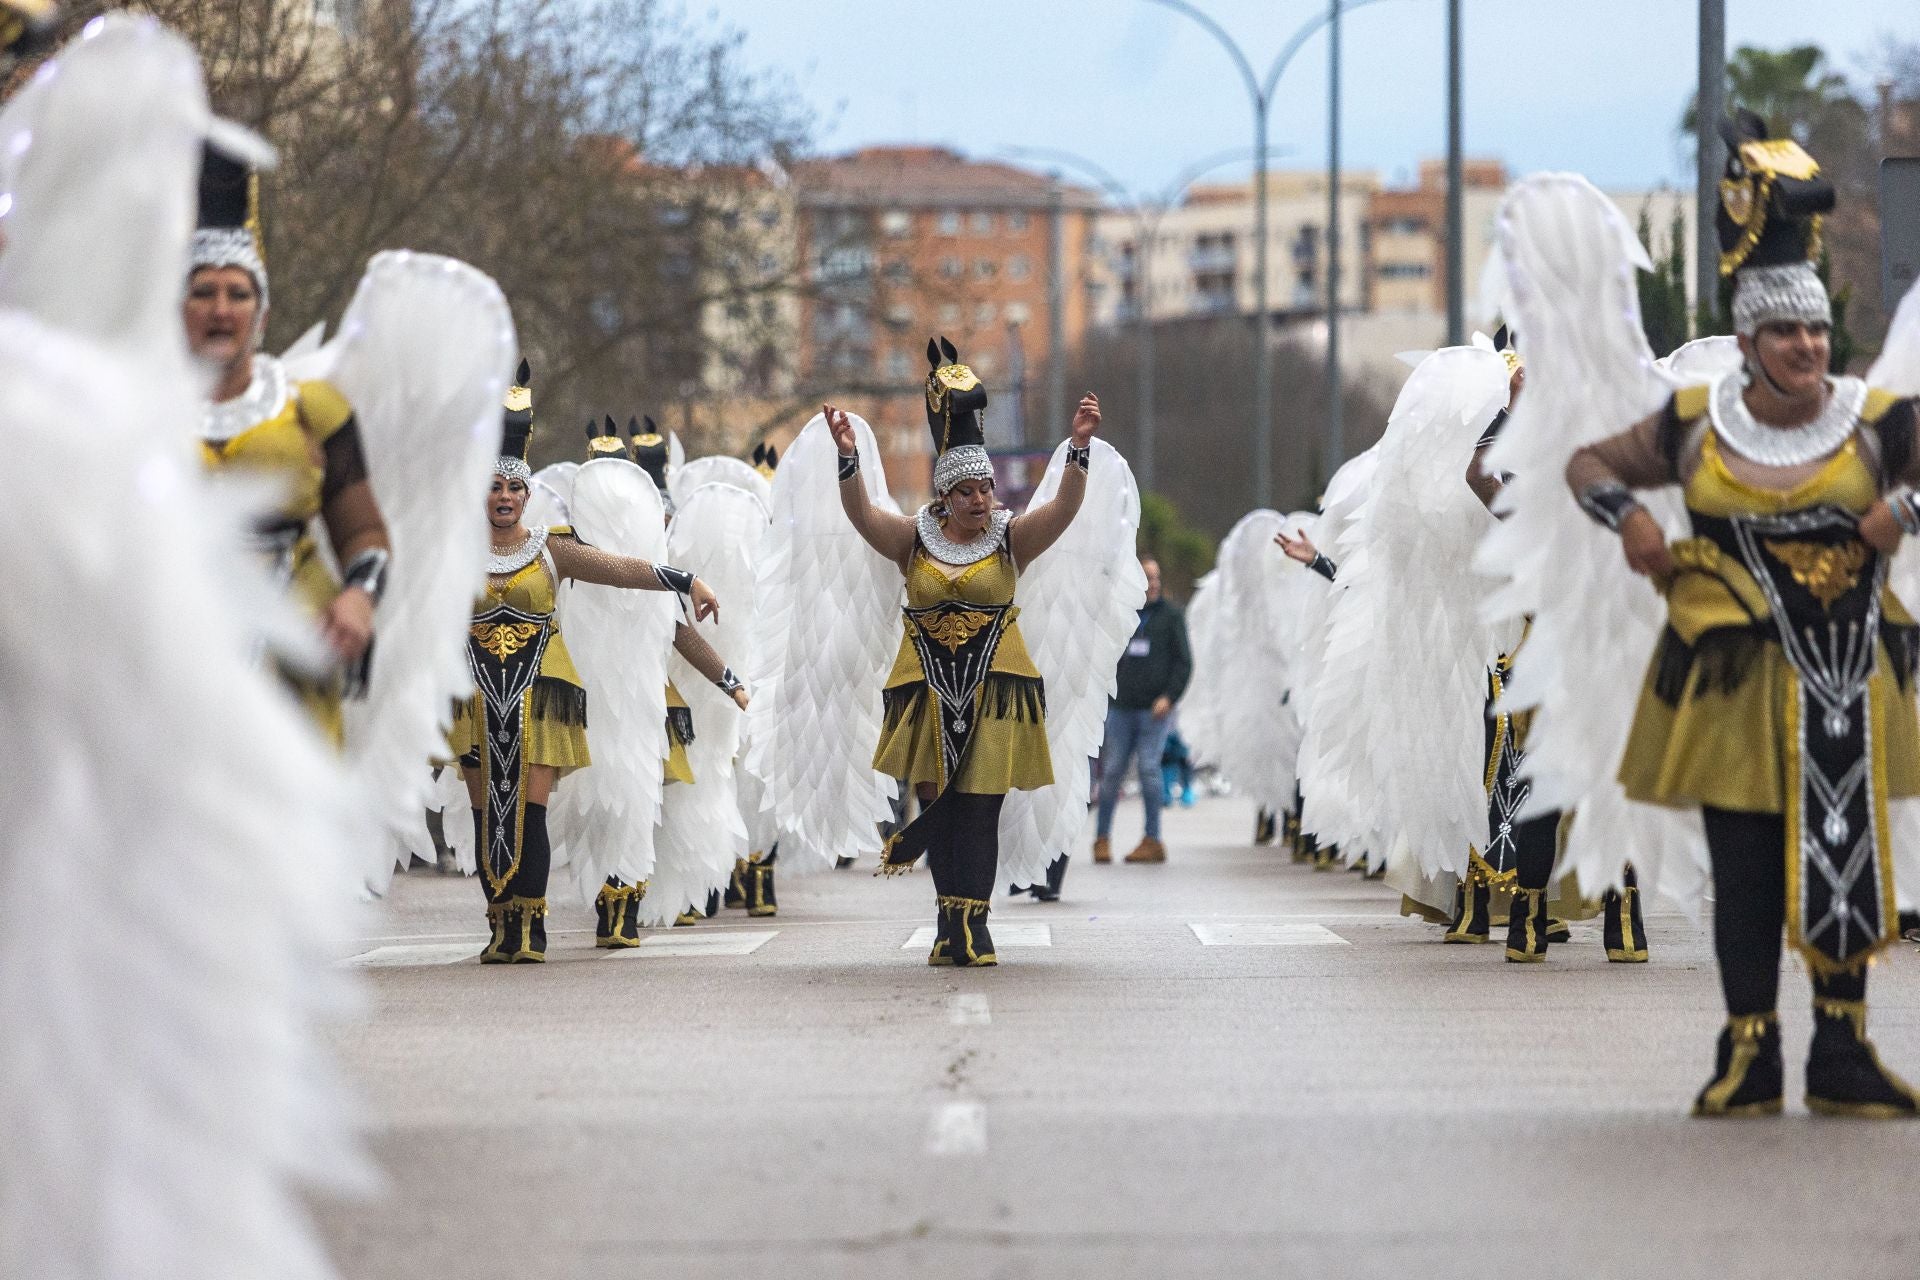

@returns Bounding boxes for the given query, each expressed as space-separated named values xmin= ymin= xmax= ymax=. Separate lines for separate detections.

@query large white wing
xmin=670 ymin=454 xmax=772 ymax=510
xmin=547 ymin=460 xmax=675 ymax=899
xmin=998 ymin=439 xmax=1149 ymax=886
xmin=1190 ymin=512 xmax=1300 ymax=816
xmin=1475 ymin=172 xmax=1706 ymax=905
xmin=315 ymin=251 xmax=515 ymax=896
xmin=1325 ymin=347 xmax=1511 ymax=878
xmin=1180 ymin=570 xmax=1226 ymax=767
xmin=741 ymin=413 xmax=901 ymax=874
xmin=639 ymin=483 xmax=764 ymax=925
xmin=527 ymin=461 xmax=578 ymax=529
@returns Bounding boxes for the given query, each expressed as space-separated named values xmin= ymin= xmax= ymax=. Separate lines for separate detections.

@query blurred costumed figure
xmin=744 ymin=337 xmax=1143 ymax=967
xmin=1489 ymin=116 xmax=1920 ymax=1115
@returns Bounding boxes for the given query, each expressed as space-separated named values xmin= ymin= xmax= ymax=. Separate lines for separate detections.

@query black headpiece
xmin=0 ymin=0 xmax=59 ymax=58
xmin=1716 ymin=110 xmax=1835 ymax=335
xmin=586 ymin=414 xmax=626 ymax=460
xmin=752 ymin=442 xmax=780 ymax=479
xmin=629 ymin=415 xmax=670 ymax=493
xmin=191 ymin=143 xmax=268 ymax=305
xmin=924 ymin=336 xmax=991 ymax=495
xmin=498 ymin=359 xmax=534 ymax=479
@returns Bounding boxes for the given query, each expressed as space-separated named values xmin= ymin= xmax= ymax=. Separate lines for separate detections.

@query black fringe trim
xmin=882 ymin=674 xmax=1047 ymax=732
xmin=1651 ymin=624 xmax=1768 ymax=706
xmin=1887 ymin=622 xmax=1920 ymax=694
xmin=530 ymin=676 xmax=588 ymax=728
xmin=668 ymin=705 xmax=695 ymax=746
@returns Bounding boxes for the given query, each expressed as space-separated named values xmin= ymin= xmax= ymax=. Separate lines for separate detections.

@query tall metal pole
xmin=1046 ymin=178 xmax=1068 ymax=436
xmin=1444 ymin=0 xmax=1464 ymax=345
xmin=1137 ymin=212 xmax=1157 ymax=494
xmin=1323 ymin=0 xmax=1342 ymax=491
xmin=1253 ymin=104 xmax=1273 ymax=508
xmin=1696 ymin=0 xmax=1725 ymax=329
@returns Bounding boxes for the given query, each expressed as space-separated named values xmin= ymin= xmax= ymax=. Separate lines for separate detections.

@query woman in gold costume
xmin=1568 ymin=114 xmax=1920 ymax=1117
xmin=454 ymin=367 xmax=724 ymax=963
xmin=826 ymin=337 xmax=1102 ymax=967
xmin=186 ymin=150 xmax=391 ymax=744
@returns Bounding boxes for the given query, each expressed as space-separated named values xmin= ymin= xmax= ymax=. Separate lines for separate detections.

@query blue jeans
xmin=1096 ymin=706 xmax=1173 ymax=840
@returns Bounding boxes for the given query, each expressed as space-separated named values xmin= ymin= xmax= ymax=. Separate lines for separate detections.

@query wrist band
xmin=1065 ymin=442 xmax=1091 ymax=472
xmin=655 ymin=564 xmax=694 ymax=595
xmin=837 ymin=450 xmax=859 ymax=482
xmin=715 ymin=667 xmax=745 ymax=697
xmin=1577 ymin=483 xmax=1644 ymax=532
xmin=1308 ymin=553 xmax=1337 ymax=582
xmin=1890 ymin=488 xmax=1920 ymax=538
xmin=342 ymin=547 xmax=390 ymax=606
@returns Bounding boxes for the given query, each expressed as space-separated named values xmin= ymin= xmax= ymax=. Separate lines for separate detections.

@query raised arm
xmin=826 ymin=404 xmax=917 ymax=568
xmin=1009 ymin=393 xmax=1101 ymax=570
xmin=1274 ymin=527 xmax=1335 ymax=581
xmin=548 ymin=534 xmax=721 ymax=621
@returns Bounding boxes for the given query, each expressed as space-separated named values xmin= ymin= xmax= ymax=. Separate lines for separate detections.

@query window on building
xmin=1378 ymin=262 xmax=1431 ymax=280
xmin=939 ymin=303 xmax=962 ymax=325
xmin=975 ymin=302 xmax=996 ymax=326
xmin=887 ymin=349 xmax=913 ymax=380
xmin=970 ymin=211 xmax=994 ymax=235
xmin=938 ymin=210 xmax=962 ymax=235
xmin=880 ymin=209 xmax=912 ymax=237
xmin=1384 ymin=217 xmax=1428 ymax=236
xmin=883 ymin=259 xmax=912 ymax=283
xmin=1007 ymin=254 xmax=1031 ymax=281
xmin=975 ymin=259 xmax=997 ymax=281
xmin=1005 ymin=301 xmax=1031 ymax=326
xmin=758 ymin=206 xmax=782 ymax=230
xmin=886 ymin=303 xmax=914 ymax=328
xmin=973 ymin=351 xmax=996 ymax=375
xmin=940 ymin=256 xmax=964 ymax=280
xmin=1007 ymin=210 xmax=1029 ymax=233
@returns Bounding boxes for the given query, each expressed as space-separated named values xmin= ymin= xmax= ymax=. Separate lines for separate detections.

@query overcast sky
xmin=717 ymin=0 xmax=1912 ymax=195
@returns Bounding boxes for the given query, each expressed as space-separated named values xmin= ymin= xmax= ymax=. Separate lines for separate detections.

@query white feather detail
xmin=669 ymin=454 xmax=771 ymax=511
xmin=527 ymin=461 xmax=577 ymax=529
xmin=638 ymin=483 xmax=764 ymax=925
xmin=742 ymin=414 xmax=901 ymax=874
xmin=997 ymin=439 xmax=1148 ymax=887
xmin=1475 ymin=172 xmax=1707 ymax=908
xmin=547 ymin=461 xmax=675 ymax=900
xmin=310 ymin=252 xmax=516 ymax=897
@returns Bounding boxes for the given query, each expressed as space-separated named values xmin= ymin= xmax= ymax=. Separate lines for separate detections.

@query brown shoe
xmin=1124 ymin=837 xmax=1166 ymax=864
xmin=1092 ymin=837 xmax=1111 ymax=864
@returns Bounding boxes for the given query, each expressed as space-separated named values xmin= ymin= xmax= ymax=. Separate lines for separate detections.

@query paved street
xmin=319 ymin=795 xmax=1920 ymax=1280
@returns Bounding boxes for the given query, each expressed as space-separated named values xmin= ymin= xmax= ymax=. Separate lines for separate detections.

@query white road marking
xmin=925 ymin=1101 xmax=988 ymax=1155
xmin=902 ymin=922 xmax=1052 ymax=950
xmin=604 ymin=930 xmax=777 ymax=958
xmin=948 ymin=994 xmax=991 ymax=1026
xmin=1189 ymin=922 xmax=1350 ymax=946
xmin=341 ymin=942 xmax=481 ymax=968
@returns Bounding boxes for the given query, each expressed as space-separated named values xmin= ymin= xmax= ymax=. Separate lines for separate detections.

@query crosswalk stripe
xmin=1189 ymin=922 xmax=1350 ymax=946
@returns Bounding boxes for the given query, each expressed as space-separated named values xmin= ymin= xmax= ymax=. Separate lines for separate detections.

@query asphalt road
xmin=316 ymin=794 xmax=1920 ymax=1280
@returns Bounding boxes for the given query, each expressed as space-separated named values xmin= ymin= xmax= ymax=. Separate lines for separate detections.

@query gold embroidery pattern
xmin=916 ymin=609 xmax=994 ymax=653
xmin=1764 ymin=539 xmax=1868 ymax=610
xmin=471 ymin=621 xmax=544 ymax=660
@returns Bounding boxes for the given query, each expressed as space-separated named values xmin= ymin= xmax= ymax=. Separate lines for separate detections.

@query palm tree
xmin=1680 ymin=44 xmax=1856 ymax=144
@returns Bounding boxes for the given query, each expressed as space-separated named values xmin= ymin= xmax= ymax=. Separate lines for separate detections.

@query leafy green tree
xmin=1636 ymin=203 xmax=1691 ymax=357
xmin=1137 ymin=492 xmax=1215 ymax=601
xmin=1680 ymin=44 xmax=1855 ymax=143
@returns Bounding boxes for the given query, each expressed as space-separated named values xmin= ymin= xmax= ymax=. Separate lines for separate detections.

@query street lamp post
xmin=1004 ymin=144 xmax=1289 ymax=498
xmin=1697 ymin=0 xmax=1725 ymax=327
xmin=1144 ymin=0 xmax=1390 ymax=509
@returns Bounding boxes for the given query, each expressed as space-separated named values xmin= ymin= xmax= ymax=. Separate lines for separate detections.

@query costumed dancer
xmin=452 ymin=366 xmax=722 ymax=963
xmin=0 ymin=18 xmax=363 ymax=1275
xmin=1488 ymin=125 xmax=1920 ymax=1115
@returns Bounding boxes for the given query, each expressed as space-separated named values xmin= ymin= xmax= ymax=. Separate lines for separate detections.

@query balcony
xmin=1188 ymin=246 xmax=1237 ymax=273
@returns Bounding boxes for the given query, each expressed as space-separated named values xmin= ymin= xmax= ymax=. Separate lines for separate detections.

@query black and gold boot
xmin=1504 ymin=887 xmax=1550 ymax=962
xmin=1253 ymin=808 xmax=1277 ymax=846
xmin=1603 ymin=867 xmax=1649 ymax=963
xmin=1692 ymin=1013 xmax=1784 ymax=1116
xmin=673 ymin=905 xmax=702 ymax=927
xmin=746 ymin=855 xmax=778 ymax=918
xmin=1444 ymin=874 xmax=1492 ymax=943
xmin=927 ymin=902 xmax=954 ymax=966
xmin=1805 ymin=997 xmax=1920 ymax=1118
xmin=595 ymin=879 xmax=642 ymax=948
xmin=1545 ymin=918 xmax=1572 ymax=945
xmin=724 ymin=858 xmax=749 ymax=910
xmin=480 ymin=900 xmax=510 ymax=963
xmin=941 ymin=896 xmax=997 ymax=967
xmin=485 ymin=897 xmax=548 ymax=964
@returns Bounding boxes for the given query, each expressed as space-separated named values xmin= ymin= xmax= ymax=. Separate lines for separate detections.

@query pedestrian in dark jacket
xmin=1093 ymin=557 xmax=1192 ymax=863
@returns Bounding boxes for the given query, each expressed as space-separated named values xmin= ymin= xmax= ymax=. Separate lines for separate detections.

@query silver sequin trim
xmin=488 ymin=525 xmax=550 ymax=575
xmin=1708 ymin=373 xmax=1865 ymax=469
xmin=915 ymin=505 xmax=1011 ymax=566
xmin=202 ymin=354 xmax=289 ymax=443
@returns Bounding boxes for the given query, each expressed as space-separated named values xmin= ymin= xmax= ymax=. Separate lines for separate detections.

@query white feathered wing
xmin=639 ymin=483 xmax=764 ymax=925
xmin=547 ymin=460 xmax=675 ymax=899
xmin=306 ymin=251 xmax=516 ymax=896
xmin=742 ymin=413 xmax=901 ymax=874
xmin=1474 ymin=172 xmax=1706 ymax=906
xmin=998 ymin=439 xmax=1148 ymax=887
xmin=670 ymin=454 xmax=772 ymax=510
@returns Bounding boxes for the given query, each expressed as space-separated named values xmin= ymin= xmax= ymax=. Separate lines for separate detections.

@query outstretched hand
xmin=690 ymin=577 xmax=720 ymax=622
xmin=1070 ymin=393 xmax=1100 ymax=445
xmin=1274 ymin=528 xmax=1318 ymax=566
xmin=825 ymin=403 xmax=856 ymax=455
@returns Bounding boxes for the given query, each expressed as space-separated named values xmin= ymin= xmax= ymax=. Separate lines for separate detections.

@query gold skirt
xmin=448 ymin=689 xmax=591 ymax=776
xmin=872 ymin=684 xmax=1053 ymax=795
xmin=1620 ymin=639 xmax=1920 ymax=813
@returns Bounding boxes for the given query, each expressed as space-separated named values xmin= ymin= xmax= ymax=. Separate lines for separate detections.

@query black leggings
xmin=1513 ymin=811 xmax=1561 ymax=893
xmin=472 ymin=802 xmax=551 ymax=905
xmin=1703 ymin=806 xmax=1864 ymax=1016
xmin=925 ymin=791 xmax=1006 ymax=902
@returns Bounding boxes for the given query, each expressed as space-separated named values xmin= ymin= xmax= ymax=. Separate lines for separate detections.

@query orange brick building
xmin=792 ymin=146 xmax=1099 ymax=500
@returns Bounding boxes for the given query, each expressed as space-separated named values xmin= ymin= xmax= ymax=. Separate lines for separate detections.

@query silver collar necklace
xmin=488 ymin=525 xmax=549 ymax=576
xmin=916 ymin=505 xmax=1010 ymax=566
xmin=1709 ymin=372 xmax=1865 ymax=469
xmin=203 ymin=354 xmax=289 ymax=443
